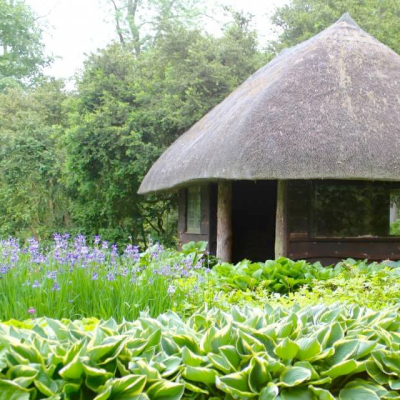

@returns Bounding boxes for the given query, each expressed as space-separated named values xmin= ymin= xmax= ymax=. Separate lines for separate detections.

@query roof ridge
xmin=337 ymin=12 xmax=361 ymax=29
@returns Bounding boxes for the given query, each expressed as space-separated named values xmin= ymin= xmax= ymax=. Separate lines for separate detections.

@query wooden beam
xmin=275 ymin=180 xmax=286 ymax=259
xmin=216 ymin=182 xmax=233 ymax=262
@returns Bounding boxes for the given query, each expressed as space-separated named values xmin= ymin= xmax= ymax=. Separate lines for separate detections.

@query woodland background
xmin=1 ymin=0 xmax=399 ymax=246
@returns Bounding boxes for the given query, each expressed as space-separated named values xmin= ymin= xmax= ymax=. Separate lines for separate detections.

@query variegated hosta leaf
xmin=0 ymin=303 xmax=400 ymax=399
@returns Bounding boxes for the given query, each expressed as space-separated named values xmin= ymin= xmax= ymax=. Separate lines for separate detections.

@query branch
xmin=34 ymin=1 xmax=62 ymax=21
xmin=110 ymin=0 xmax=126 ymax=46
xmin=127 ymin=0 xmax=142 ymax=56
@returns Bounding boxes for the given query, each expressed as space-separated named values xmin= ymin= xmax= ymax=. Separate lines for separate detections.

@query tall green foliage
xmin=0 ymin=80 xmax=69 ymax=239
xmin=0 ymin=0 xmax=50 ymax=89
xmin=64 ymin=12 xmax=263 ymax=245
xmin=108 ymin=0 xmax=204 ymax=56
xmin=271 ymin=0 xmax=400 ymax=54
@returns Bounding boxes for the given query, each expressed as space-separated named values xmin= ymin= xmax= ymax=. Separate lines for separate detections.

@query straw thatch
xmin=139 ymin=14 xmax=400 ymax=194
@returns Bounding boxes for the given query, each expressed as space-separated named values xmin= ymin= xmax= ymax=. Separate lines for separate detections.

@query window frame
xmin=309 ymin=180 xmax=400 ymax=240
xmin=186 ymin=186 xmax=202 ymax=234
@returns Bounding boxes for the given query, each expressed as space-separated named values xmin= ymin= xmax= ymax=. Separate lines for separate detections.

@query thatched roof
xmin=139 ymin=14 xmax=400 ymax=194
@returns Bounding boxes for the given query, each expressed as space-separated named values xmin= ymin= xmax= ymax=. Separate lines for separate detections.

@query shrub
xmin=1 ymin=303 xmax=400 ymax=399
xmin=212 ymin=258 xmax=338 ymax=292
xmin=213 ymin=259 xmax=400 ymax=311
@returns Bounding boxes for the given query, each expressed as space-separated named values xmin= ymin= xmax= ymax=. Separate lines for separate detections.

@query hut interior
xmin=231 ymin=181 xmax=277 ymax=263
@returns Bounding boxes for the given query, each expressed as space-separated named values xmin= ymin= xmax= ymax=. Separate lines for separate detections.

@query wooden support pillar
xmin=275 ymin=180 xmax=286 ymax=259
xmin=216 ymin=182 xmax=233 ymax=262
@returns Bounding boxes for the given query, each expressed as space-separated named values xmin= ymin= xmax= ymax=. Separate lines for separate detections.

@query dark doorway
xmin=232 ymin=181 xmax=277 ymax=263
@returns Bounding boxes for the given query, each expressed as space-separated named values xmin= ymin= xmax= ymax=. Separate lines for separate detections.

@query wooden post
xmin=275 ymin=180 xmax=286 ymax=259
xmin=216 ymin=182 xmax=233 ymax=262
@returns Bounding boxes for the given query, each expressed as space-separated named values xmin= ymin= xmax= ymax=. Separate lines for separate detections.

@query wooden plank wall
xmin=286 ymin=181 xmax=400 ymax=264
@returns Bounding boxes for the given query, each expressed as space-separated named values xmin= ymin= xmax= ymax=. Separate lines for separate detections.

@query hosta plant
xmin=2 ymin=303 xmax=400 ymax=399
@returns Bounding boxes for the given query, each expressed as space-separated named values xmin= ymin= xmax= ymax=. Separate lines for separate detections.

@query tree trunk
xmin=110 ymin=0 xmax=126 ymax=45
xmin=275 ymin=180 xmax=286 ymax=259
xmin=216 ymin=182 xmax=232 ymax=262
xmin=127 ymin=0 xmax=141 ymax=56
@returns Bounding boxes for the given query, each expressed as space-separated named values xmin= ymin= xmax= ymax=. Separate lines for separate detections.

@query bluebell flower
xmin=47 ymin=271 xmax=57 ymax=280
xmin=167 ymin=285 xmax=176 ymax=294
xmin=107 ymin=272 xmax=115 ymax=281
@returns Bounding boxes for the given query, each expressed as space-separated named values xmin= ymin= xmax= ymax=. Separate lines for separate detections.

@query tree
xmin=270 ymin=0 xmax=400 ymax=54
xmin=0 ymin=0 xmax=50 ymax=89
xmin=65 ymin=11 xmax=263 ymax=245
xmin=65 ymin=44 xmax=172 ymax=245
xmin=108 ymin=0 xmax=204 ymax=56
xmin=0 ymin=80 xmax=69 ymax=238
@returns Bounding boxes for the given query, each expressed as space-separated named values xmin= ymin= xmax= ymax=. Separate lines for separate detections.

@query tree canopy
xmin=0 ymin=0 xmax=50 ymax=89
xmin=1 ymin=0 xmax=400 ymax=245
xmin=271 ymin=0 xmax=400 ymax=54
xmin=64 ymin=9 xmax=263 ymax=244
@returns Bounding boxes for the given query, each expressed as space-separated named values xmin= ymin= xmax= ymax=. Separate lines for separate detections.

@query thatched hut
xmin=139 ymin=14 xmax=400 ymax=264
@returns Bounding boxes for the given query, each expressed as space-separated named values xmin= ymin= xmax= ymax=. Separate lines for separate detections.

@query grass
xmin=0 ymin=236 xmax=213 ymax=321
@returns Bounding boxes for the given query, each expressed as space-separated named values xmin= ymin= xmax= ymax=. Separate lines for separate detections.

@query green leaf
xmin=248 ymin=357 xmax=272 ymax=393
xmin=146 ymin=380 xmax=184 ymax=400
xmin=309 ymin=386 xmax=335 ymax=400
xmin=297 ymin=337 xmax=322 ymax=361
xmin=183 ymin=366 xmax=218 ymax=385
xmin=322 ymin=359 xmax=359 ymax=379
xmin=339 ymin=385 xmax=380 ymax=400
xmin=212 ymin=323 xmax=233 ymax=353
xmin=111 ymin=375 xmax=147 ymax=397
xmin=279 ymin=366 xmax=312 ymax=387
xmin=216 ymin=371 xmax=257 ymax=398
xmin=0 ymin=379 xmax=32 ymax=400
xmin=260 ymin=383 xmax=279 ymax=400
xmin=59 ymin=354 xmax=84 ymax=380
xmin=280 ymin=387 xmax=315 ymax=400
xmin=275 ymin=338 xmax=299 ymax=360
xmin=328 ymin=340 xmax=359 ymax=365
xmin=181 ymin=346 xmax=203 ymax=367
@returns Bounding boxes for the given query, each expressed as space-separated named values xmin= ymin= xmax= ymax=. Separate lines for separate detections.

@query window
xmin=390 ymin=190 xmax=400 ymax=235
xmin=312 ymin=181 xmax=400 ymax=238
xmin=186 ymin=187 xmax=201 ymax=234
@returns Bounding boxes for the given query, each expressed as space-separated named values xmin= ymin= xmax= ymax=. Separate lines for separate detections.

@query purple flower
xmin=94 ymin=235 xmax=101 ymax=245
xmin=52 ymin=282 xmax=60 ymax=291
xmin=28 ymin=307 xmax=36 ymax=315
xmin=167 ymin=285 xmax=176 ymax=294
xmin=102 ymin=241 xmax=109 ymax=250
xmin=80 ymin=246 xmax=89 ymax=256
xmin=107 ymin=272 xmax=115 ymax=281
xmin=28 ymin=237 xmax=39 ymax=254
xmin=92 ymin=272 xmax=98 ymax=281
xmin=181 ymin=269 xmax=189 ymax=278
xmin=32 ymin=280 xmax=41 ymax=288
xmin=47 ymin=271 xmax=57 ymax=280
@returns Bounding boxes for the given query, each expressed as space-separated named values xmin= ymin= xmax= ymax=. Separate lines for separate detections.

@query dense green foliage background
xmin=1 ymin=0 xmax=400 ymax=245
